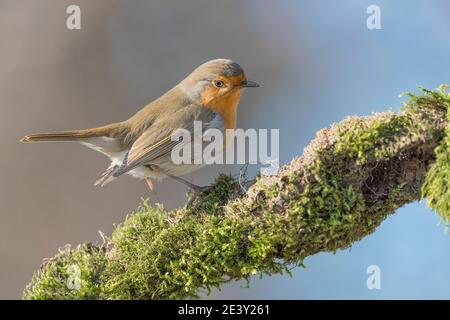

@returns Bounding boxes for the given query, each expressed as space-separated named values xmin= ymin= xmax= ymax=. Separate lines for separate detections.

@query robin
xmin=20 ymin=59 xmax=259 ymax=191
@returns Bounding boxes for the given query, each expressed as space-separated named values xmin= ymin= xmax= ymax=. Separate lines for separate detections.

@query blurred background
xmin=1 ymin=0 xmax=450 ymax=299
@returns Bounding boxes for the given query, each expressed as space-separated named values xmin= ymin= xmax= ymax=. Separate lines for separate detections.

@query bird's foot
xmin=187 ymin=184 xmax=211 ymax=206
xmin=191 ymin=184 xmax=210 ymax=193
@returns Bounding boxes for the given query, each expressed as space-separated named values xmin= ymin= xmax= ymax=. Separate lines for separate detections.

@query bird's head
xmin=180 ymin=59 xmax=259 ymax=109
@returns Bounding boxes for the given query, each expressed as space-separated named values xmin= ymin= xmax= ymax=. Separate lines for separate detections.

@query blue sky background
xmin=209 ymin=0 xmax=450 ymax=299
xmin=3 ymin=0 xmax=450 ymax=299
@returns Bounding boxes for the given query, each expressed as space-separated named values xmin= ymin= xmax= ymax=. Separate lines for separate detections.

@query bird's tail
xmin=94 ymin=165 xmax=118 ymax=187
xmin=20 ymin=124 xmax=119 ymax=143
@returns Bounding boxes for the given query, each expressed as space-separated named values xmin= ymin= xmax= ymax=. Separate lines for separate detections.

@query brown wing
xmin=112 ymin=104 xmax=215 ymax=177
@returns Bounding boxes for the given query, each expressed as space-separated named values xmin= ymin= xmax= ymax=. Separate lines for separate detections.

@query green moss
xmin=421 ymin=86 xmax=450 ymax=224
xmin=23 ymin=86 xmax=450 ymax=300
xmin=185 ymin=174 xmax=243 ymax=215
xmin=23 ymin=244 xmax=107 ymax=300
xmin=335 ymin=114 xmax=410 ymax=163
xmin=102 ymin=176 xmax=292 ymax=299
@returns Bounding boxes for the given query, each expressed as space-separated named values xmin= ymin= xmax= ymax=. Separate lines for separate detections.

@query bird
xmin=20 ymin=59 xmax=259 ymax=192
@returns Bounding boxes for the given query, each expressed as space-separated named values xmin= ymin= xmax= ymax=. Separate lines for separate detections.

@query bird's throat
xmin=201 ymin=90 xmax=242 ymax=130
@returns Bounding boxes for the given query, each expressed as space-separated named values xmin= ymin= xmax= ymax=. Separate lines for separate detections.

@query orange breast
xmin=200 ymin=89 xmax=242 ymax=130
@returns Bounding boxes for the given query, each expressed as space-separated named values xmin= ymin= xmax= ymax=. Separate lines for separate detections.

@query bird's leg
xmin=145 ymin=177 xmax=163 ymax=204
xmin=150 ymin=165 xmax=209 ymax=193
xmin=145 ymin=177 xmax=154 ymax=191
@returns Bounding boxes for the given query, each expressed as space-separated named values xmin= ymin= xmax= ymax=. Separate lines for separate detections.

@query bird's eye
xmin=213 ymin=80 xmax=225 ymax=88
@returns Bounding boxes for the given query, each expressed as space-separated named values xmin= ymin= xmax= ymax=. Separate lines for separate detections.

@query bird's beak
xmin=242 ymin=80 xmax=260 ymax=87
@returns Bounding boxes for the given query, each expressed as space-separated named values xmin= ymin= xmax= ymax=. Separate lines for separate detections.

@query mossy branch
xmin=23 ymin=86 xmax=450 ymax=300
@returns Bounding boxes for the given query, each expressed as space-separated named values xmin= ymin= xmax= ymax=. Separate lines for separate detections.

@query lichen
xmin=23 ymin=86 xmax=450 ymax=300
xmin=421 ymin=86 xmax=450 ymax=224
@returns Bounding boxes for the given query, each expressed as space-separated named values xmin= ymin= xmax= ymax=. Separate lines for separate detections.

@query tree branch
xmin=23 ymin=86 xmax=450 ymax=300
